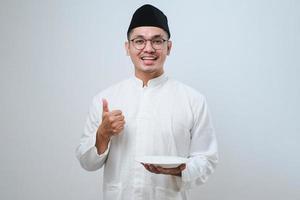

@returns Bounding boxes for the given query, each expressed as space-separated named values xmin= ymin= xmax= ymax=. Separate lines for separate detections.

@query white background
xmin=0 ymin=0 xmax=299 ymax=199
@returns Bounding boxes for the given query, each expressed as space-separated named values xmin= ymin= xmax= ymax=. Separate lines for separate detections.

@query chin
xmin=141 ymin=67 xmax=161 ymax=74
xmin=138 ymin=65 xmax=157 ymax=72
xmin=135 ymin=62 xmax=163 ymax=75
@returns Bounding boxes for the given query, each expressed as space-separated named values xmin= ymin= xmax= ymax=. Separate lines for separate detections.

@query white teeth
xmin=141 ymin=57 xmax=156 ymax=60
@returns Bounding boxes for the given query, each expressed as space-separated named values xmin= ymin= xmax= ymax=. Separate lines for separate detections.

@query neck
xmin=135 ymin=70 xmax=164 ymax=87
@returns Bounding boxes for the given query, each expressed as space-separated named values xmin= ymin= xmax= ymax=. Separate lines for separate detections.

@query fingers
xmin=142 ymin=164 xmax=161 ymax=174
xmin=110 ymin=110 xmax=123 ymax=116
xmin=107 ymin=115 xmax=125 ymax=131
xmin=141 ymin=163 xmax=186 ymax=176
xmin=108 ymin=114 xmax=125 ymax=122
xmin=102 ymin=98 xmax=109 ymax=113
xmin=111 ymin=121 xmax=125 ymax=134
xmin=156 ymin=164 xmax=185 ymax=176
xmin=102 ymin=99 xmax=123 ymax=116
xmin=102 ymin=110 xmax=123 ymax=119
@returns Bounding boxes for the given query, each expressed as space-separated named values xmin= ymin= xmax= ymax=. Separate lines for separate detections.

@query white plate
xmin=135 ymin=155 xmax=188 ymax=168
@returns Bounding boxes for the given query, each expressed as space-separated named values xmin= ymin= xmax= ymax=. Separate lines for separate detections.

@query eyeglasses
xmin=130 ymin=37 xmax=168 ymax=50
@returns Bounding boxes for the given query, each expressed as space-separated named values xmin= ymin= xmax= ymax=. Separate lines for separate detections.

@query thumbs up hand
xmin=95 ymin=99 xmax=125 ymax=154
xmin=100 ymin=98 xmax=125 ymax=137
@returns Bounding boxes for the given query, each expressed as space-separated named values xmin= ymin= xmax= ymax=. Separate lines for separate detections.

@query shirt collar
xmin=133 ymin=73 xmax=168 ymax=88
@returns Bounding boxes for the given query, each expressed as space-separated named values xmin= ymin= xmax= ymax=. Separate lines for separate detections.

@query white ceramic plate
xmin=135 ymin=156 xmax=188 ymax=168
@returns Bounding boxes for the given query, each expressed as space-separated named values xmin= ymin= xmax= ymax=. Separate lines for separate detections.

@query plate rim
xmin=135 ymin=155 xmax=188 ymax=165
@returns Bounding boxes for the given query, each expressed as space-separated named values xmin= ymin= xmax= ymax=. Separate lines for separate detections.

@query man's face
xmin=125 ymin=26 xmax=172 ymax=78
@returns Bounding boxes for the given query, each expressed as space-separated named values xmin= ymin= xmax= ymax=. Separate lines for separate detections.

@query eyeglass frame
xmin=129 ymin=37 xmax=169 ymax=50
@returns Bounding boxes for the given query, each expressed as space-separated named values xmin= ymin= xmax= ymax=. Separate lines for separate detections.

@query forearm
xmin=95 ymin=130 xmax=111 ymax=155
xmin=180 ymin=153 xmax=218 ymax=189
xmin=77 ymin=145 xmax=109 ymax=171
xmin=76 ymin=96 xmax=112 ymax=171
xmin=76 ymin=130 xmax=110 ymax=171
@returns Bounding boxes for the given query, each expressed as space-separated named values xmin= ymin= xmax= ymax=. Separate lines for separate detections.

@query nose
xmin=143 ymin=40 xmax=155 ymax=52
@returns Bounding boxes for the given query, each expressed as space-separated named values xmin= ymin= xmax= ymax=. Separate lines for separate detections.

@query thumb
xmin=102 ymin=98 xmax=109 ymax=113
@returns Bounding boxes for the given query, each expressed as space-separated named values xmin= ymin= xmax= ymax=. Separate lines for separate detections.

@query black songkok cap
xmin=127 ymin=4 xmax=170 ymax=39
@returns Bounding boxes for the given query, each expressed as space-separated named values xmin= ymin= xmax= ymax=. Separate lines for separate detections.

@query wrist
xmin=99 ymin=132 xmax=111 ymax=142
xmin=97 ymin=126 xmax=111 ymax=141
xmin=95 ymin=129 xmax=111 ymax=155
xmin=175 ymin=172 xmax=182 ymax=177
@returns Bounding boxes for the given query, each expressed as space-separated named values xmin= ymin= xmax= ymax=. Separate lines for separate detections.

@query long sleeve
xmin=179 ymin=95 xmax=219 ymax=189
xmin=75 ymin=96 xmax=110 ymax=171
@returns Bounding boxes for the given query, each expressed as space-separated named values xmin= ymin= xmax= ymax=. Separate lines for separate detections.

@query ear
xmin=125 ymin=41 xmax=129 ymax=56
xmin=167 ymin=41 xmax=172 ymax=55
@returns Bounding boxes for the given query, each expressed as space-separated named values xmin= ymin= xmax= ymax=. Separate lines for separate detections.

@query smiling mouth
xmin=141 ymin=56 xmax=157 ymax=61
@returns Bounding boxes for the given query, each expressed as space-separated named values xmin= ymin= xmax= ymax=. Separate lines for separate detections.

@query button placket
xmin=133 ymin=87 xmax=150 ymax=187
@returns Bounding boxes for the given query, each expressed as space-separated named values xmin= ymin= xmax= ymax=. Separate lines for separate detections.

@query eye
xmin=152 ymin=39 xmax=164 ymax=45
xmin=134 ymin=39 xmax=145 ymax=45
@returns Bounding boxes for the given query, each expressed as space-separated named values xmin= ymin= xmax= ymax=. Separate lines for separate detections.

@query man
xmin=76 ymin=4 xmax=218 ymax=200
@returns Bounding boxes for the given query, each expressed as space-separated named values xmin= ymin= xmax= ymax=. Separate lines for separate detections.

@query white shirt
xmin=76 ymin=74 xmax=218 ymax=200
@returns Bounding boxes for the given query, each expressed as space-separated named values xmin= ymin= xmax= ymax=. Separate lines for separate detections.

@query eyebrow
xmin=131 ymin=34 xmax=165 ymax=39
